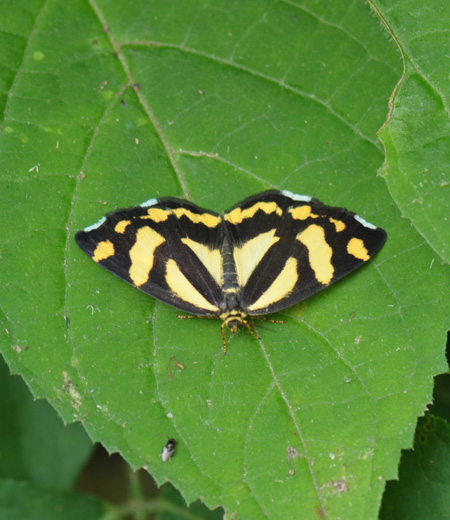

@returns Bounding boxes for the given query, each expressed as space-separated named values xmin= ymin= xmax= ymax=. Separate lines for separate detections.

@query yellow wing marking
xmin=129 ymin=227 xmax=166 ymax=286
xmin=172 ymin=208 xmax=221 ymax=228
xmin=297 ymin=224 xmax=334 ymax=285
xmin=290 ymin=207 xmax=346 ymax=233
xmin=347 ymin=238 xmax=370 ymax=261
xmin=329 ymin=218 xmax=346 ymax=232
xmin=233 ymin=229 xmax=280 ymax=286
xmin=247 ymin=257 xmax=298 ymax=312
xmin=181 ymin=238 xmax=222 ymax=285
xmin=114 ymin=220 xmax=131 ymax=234
xmin=165 ymin=259 xmax=220 ymax=312
xmin=289 ymin=205 xmax=320 ymax=221
xmin=225 ymin=201 xmax=282 ymax=225
xmin=93 ymin=240 xmax=115 ymax=262
xmin=143 ymin=208 xmax=169 ymax=222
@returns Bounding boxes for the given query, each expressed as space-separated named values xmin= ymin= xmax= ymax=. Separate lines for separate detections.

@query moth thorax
xmin=224 ymin=290 xmax=240 ymax=311
xmin=225 ymin=314 xmax=244 ymax=332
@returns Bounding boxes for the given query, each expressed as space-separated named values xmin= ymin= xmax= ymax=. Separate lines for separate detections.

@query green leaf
xmin=0 ymin=1 xmax=448 ymax=519
xmin=158 ymin=483 xmax=224 ymax=520
xmin=0 ymin=356 xmax=92 ymax=489
xmin=0 ymin=480 xmax=109 ymax=520
xmin=374 ymin=1 xmax=450 ymax=263
xmin=380 ymin=415 xmax=450 ymax=520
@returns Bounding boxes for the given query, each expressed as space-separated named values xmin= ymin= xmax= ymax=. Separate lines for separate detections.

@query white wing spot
xmin=84 ymin=216 xmax=106 ymax=232
xmin=354 ymin=214 xmax=376 ymax=230
xmin=140 ymin=198 xmax=158 ymax=208
xmin=281 ymin=190 xmax=312 ymax=202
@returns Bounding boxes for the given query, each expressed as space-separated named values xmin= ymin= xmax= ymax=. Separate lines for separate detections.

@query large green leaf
xmin=380 ymin=415 xmax=450 ymax=520
xmin=0 ymin=356 xmax=92 ymax=489
xmin=373 ymin=0 xmax=450 ymax=263
xmin=0 ymin=480 xmax=109 ymax=520
xmin=0 ymin=1 xmax=448 ymax=519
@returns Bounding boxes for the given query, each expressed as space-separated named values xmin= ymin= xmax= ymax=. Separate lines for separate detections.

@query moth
xmin=75 ymin=190 xmax=386 ymax=352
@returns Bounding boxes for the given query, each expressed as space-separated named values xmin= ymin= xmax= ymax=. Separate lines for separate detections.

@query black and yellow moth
xmin=75 ymin=190 xmax=386 ymax=352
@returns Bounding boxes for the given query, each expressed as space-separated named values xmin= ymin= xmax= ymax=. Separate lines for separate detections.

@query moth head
xmin=223 ymin=313 xmax=244 ymax=332
xmin=220 ymin=313 xmax=261 ymax=354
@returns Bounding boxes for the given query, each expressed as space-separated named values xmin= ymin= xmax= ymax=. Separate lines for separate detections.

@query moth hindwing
xmin=75 ymin=190 xmax=387 ymax=353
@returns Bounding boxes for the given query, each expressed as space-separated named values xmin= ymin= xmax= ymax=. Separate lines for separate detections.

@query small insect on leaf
xmin=75 ymin=190 xmax=387 ymax=352
xmin=161 ymin=438 xmax=176 ymax=462
xmin=168 ymin=356 xmax=185 ymax=382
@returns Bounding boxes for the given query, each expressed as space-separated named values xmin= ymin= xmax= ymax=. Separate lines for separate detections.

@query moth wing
xmin=225 ymin=191 xmax=386 ymax=315
xmin=75 ymin=198 xmax=225 ymax=316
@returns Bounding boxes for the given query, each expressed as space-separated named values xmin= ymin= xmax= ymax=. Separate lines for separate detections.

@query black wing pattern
xmin=75 ymin=197 xmax=226 ymax=316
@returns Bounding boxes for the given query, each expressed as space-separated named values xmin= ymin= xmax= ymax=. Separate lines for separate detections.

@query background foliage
xmin=0 ymin=0 xmax=449 ymax=519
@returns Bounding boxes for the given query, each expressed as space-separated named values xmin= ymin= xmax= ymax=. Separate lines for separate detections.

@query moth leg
xmin=178 ymin=315 xmax=228 ymax=354
xmin=221 ymin=321 xmax=229 ymax=355
xmin=252 ymin=316 xmax=285 ymax=325
xmin=177 ymin=314 xmax=205 ymax=320
xmin=242 ymin=319 xmax=261 ymax=340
